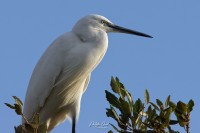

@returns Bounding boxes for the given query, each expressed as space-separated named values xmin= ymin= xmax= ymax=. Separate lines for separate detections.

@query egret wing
xmin=23 ymin=33 xmax=75 ymax=120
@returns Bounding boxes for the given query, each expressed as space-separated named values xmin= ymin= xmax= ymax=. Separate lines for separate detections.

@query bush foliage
xmin=5 ymin=96 xmax=47 ymax=133
xmin=106 ymin=77 xmax=194 ymax=133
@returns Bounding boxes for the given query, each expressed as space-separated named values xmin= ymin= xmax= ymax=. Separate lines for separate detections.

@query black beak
xmin=107 ymin=23 xmax=153 ymax=38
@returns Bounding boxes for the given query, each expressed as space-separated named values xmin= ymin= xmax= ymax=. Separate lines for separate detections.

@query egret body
xmin=23 ymin=14 xmax=152 ymax=133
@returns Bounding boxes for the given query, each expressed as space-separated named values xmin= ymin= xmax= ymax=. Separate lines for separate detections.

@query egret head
xmin=73 ymin=14 xmax=152 ymax=38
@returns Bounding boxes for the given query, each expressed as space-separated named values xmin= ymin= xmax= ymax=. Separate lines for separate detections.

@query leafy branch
xmin=106 ymin=77 xmax=194 ymax=133
xmin=5 ymin=96 xmax=47 ymax=133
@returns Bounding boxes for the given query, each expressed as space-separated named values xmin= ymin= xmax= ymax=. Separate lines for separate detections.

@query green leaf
xmin=5 ymin=103 xmax=15 ymax=109
xmin=148 ymin=108 xmax=157 ymax=120
xmin=124 ymin=89 xmax=133 ymax=111
xmin=13 ymin=96 xmax=23 ymax=107
xmin=178 ymin=120 xmax=185 ymax=127
xmin=118 ymin=115 xmax=128 ymax=130
xmin=111 ymin=107 xmax=120 ymax=121
xmin=115 ymin=77 xmax=124 ymax=89
xmin=115 ymin=77 xmax=127 ymax=99
xmin=176 ymin=101 xmax=187 ymax=115
xmin=145 ymin=89 xmax=150 ymax=104
xmin=175 ymin=101 xmax=188 ymax=127
xmin=146 ymin=105 xmax=152 ymax=114
xmin=119 ymin=98 xmax=131 ymax=117
xmin=187 ymin=99 xmax=194 ymax=113
xmin=106 ymin=108 xmax=113 ymax=117
xmin=133 ymin=98 xmax=143 ymax=115
xmin=14 ymin=103 xmax=22 ymax=115
xmin=156 ymin=99 xmax=163 ymax=108
xmin=119 ymin=87 xmax=126 ymax=99
xmin=163 ymin=107 xmax=172 ymax=124
xmin=149 ymin=102 xmax=159 ymax=111
xmin=106 ymin=106 xmax=119 ymax=122
xmin=169 ymin=120 xmax=179 ymax=125
xmin=174 ymin=111 xmax=188 ymax=127
xmin=169 ymin=101 xmax=176 ymax=110
xmin=165 ymin=95 xmax=170 ymax=107
xmin=105 ymin=90 xmax=121 ymax=109
xmin=110 ymin=77 xmax=120 ymax=94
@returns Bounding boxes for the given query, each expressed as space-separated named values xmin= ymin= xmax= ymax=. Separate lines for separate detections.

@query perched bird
xmin=23 ymin=14 xmax=152 ymax=133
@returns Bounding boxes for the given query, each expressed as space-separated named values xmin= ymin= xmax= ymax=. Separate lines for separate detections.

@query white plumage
xmin=23 ymin=14 xmax=152 ymax=133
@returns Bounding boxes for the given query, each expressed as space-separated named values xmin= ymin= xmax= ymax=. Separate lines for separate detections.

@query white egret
xmin=23 ymin=14 xmax=152 ymax=133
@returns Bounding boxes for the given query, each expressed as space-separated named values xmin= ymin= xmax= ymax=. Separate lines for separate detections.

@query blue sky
xmin=1 ymin=1 xmax=199 ymax=133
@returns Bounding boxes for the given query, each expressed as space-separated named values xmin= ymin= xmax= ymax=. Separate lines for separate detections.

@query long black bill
xmin=108 ymin=23 xmax=153 ymax=38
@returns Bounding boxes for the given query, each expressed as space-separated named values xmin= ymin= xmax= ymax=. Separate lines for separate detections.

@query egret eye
xmin=101 ymin=20 xmax=105 ymax=25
